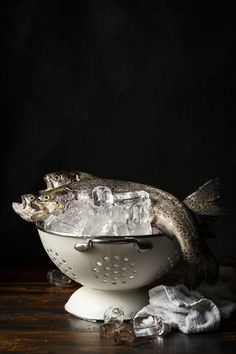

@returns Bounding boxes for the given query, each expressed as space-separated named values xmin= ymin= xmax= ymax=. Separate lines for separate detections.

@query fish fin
xmin=184 ymin=178 xmax=226 ymax=216
xmin=183 ymin=240 xmax=219 ymax=290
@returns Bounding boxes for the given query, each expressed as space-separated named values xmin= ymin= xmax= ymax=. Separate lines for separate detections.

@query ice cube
xmin=113 ymin=323 xmax=136 ymax=344
xmin=111 ymin=222 xmax=130 ymax=236
xmin=104 ymin=306 xmax=124 ymax=326
xmin=100 ymin=306 xmax=125 ymax=338
xmin=127 ymin=195 xmax=152 ymax=236
xmin=111 ymin=205 xmax=129 ymax=222
xmin=83 ymin=213 xmax=112 ymax=236
xmin=44 ymin=214 xmax=79 ymax=235
xmin=133 ymin=313 xmax=167 ymax=337
xmin=47 ymin=269 xmax=72 ymax=287
xmin=43 ymin=188 xmax=152 ymax=237
xmin=92 ymin=186 xmax=114 ymax=208
xmin=44 ymin=200 xmax=95 ymax=235
xmin=114 ymin=190 xmax=150 ymax=205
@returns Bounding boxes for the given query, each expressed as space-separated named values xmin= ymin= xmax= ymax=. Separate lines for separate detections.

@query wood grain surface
xmin=0 ymin=268 xmax=235 ymax=354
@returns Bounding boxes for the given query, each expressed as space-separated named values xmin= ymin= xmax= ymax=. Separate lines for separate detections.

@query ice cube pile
xmin=43 ymin=186 xmax=154 ymax=236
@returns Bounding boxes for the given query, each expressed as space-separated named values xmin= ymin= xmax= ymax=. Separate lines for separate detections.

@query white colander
xmin=37 ymin=224 xmax=181 ymax=321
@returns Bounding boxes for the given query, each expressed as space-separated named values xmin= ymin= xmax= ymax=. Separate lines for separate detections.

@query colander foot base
xmin=64 ymin=286 xmax=149 ymax=321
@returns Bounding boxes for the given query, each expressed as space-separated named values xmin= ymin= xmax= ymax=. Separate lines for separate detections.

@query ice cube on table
xmin=47 ymin=269 xmax=72 ymax=287
xmin=113 ymin=323 xmax=136 ymax=344
xmin=100 ymin=306 xmax=125 ymax=338
xmin=133 ymin=313 xmax=166 ymax=337
xmin=104 ymin=306 xmax=124 ymax=326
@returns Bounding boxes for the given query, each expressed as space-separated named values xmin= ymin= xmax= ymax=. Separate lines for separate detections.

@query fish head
xmin=12 ymin=193 xmax=44 ymax=222
xmin=42 ymin=171 xmax=95 ymax=191
xmin=35 ymin=186 xmax=76 ymax=218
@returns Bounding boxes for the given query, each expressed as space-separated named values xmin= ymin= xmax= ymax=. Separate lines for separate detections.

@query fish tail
xmin=184 ymin=177 xmax=226 ymax=216
xmin=183 ymin=240 xmax=219 ymax=290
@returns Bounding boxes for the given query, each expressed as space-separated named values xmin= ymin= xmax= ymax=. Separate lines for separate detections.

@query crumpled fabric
xmin=134 ymin=266 xmax=236 ymax=334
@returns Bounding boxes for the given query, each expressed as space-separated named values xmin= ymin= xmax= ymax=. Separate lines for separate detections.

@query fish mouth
xmin=44 ymin=175 xmax=54 ymax=190
xmin=31 ymin=201 xmax=44 ymax=212
xmin=21 ymin=196 xmax=27 ymax=208
xmin=12 ymin=202 xmax=33 ymax=222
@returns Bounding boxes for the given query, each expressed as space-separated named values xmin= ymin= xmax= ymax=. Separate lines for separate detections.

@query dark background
xmin=1 ymin=0 xmax=236 ymax=269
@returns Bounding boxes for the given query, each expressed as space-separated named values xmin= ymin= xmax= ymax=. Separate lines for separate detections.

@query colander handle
xmin=74 ymin=237 xmax=153 ymax=253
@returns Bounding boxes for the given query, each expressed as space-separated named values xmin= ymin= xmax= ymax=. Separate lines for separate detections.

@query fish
xmin=41 ymin=170 xmax=96 ymax=192
xmin=12 ymin=194 xmax=42 ymax=222
xmin=12 ymin=177 xmax=223 ymax=289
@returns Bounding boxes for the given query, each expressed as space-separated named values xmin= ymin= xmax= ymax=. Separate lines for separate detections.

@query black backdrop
xmin=1 ymin=0 xmax=236 ymax=268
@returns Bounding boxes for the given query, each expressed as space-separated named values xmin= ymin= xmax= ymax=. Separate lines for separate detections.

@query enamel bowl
xmin=37 ymin=223 xmax=181 ymax=321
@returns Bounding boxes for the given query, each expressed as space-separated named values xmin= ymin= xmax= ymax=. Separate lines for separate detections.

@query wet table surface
xmin=0 ymin=267 xmax=236 ymax=354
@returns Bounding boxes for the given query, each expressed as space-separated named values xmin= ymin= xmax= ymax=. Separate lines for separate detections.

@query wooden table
xmin=0 ymin=268 xmax=236 ymax=354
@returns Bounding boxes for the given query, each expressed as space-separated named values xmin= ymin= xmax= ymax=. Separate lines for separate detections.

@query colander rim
xmin=36 ymin=221 xmax=165 ymax=240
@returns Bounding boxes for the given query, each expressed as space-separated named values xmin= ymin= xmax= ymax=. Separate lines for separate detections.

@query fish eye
xmin=29 ymin=195 xmax=35 ymax=201
xmin=43 ymin=195 xmax=50 ymax=201
xmin=54 ymin=174 xmax=61 ymax=181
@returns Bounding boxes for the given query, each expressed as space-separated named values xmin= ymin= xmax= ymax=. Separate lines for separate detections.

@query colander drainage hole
xmin=55 ymin=252 xmax=59 ymax=257
xmin=113 ymin=270 xmax=119 ymax=274
xmin=113 ymin=263 xmax=119 ymax=268
xmin=123 ymin=257 xmax=129 ymax=262
xmin=103 ymin=257 xmax=110 ymax=262
xmin=93 ymin=268 xmax=99 ymax=272
xmin=130 ymin=275 xmax=135 ymax=280
xmin=104 ymin=273 xmax=109 ymax=277
xmin=104 ymin=266 xmax=111 ymax=271
xmin=122 ymin=267 xmax=126 ymax=271
xmin=112 ymin=282 xmax=117 ymax=285
xmin=96 ymin=261 xmax=103 ymax=267
xmin=130 ymin=263 xmax=135 ymax=267
xmin=113 ymin=256 xmax=120 ymax=260
xmin=122 ymin=281 xmax=127 ymax=284
xmin=103 ymin=280 xmax=108 ymax=283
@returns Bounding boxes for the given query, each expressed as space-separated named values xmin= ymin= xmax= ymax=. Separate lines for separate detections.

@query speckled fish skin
xmin=72 ymin=178 xmax=220 ymax=289
xmin=41 ymin=171 xmax=96 ymax=191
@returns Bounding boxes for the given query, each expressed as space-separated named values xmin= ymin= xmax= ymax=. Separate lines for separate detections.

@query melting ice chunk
xmin=47 ymin=269 xmax=72 ymax=287
xmin=133 ymin=313 xmax=167 ymax=337
xmin=104 ymin=305 xmax=124 ymax=326
xmin=100 ymin=306 xmax=125 ymax=338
